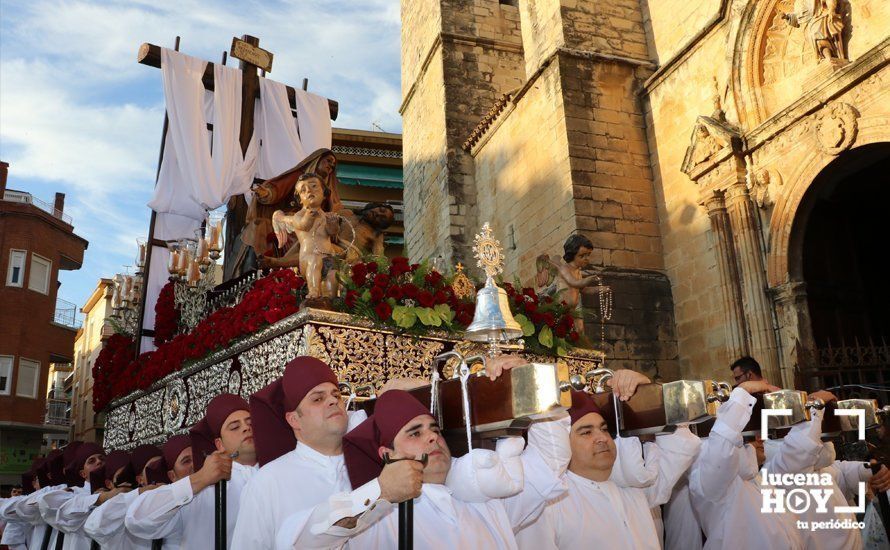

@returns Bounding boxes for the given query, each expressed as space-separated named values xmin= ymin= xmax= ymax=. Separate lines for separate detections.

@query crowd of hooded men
xmin=2 ymin=355 xmax=889 ymax=550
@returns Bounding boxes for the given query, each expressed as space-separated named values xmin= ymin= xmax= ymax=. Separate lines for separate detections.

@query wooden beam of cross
xmin=136 ymin=41 xmax=339 ymax=120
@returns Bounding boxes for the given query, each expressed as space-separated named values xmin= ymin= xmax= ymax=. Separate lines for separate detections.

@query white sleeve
xmin=763 ymin=409 xmax=823 ymax=474
xmin=14 ymin=488 xmax=52 ymax=525
xmin=0 ymin=496 xmax=22 ymax=521
xmin=526 ymin=413 xmax=572 ymax=476
xmin=689 ymin=388 xmax=755 ymax=504
xmin=446 ymin=437 xmax=529 ymax=503
xmin=124 ymin=478 xmax=191 ymax=540
xmin=55 ymin=491 xmax=100 ymax=533
xmin=84 ymin=492 xmax=131 ymax=546
xmin=501 ymin=442 xmax=568 ymax=532
xmin=37 ymin=489 xmax=74 ymax=529
xmin=644 ymin=426 xmax=702 ymax=507
xmin=278 ymin=479 xmax=392 ymax=550
xmin=610 ymin=436 xmax=657 ymax=488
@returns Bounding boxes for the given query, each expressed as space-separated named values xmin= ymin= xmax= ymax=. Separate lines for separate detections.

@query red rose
xmin=389 ymin=257 xmax=410 ymax=276
xmin=503 ymin=283 xmax=516 ymax=296
xmin=410 ymin=263 xmax=420 ymax=272
xmin=370 ymin=286 xmax=385 ymax=303
xmin=386 ymin=285 xmax=404 ymax=300
xmin=568 ymin=330 xmax=580 ymax=343
xmin=433 ymin=289 xmax=449 ymax=305
xmin=374 ymin=301 xmax=393 ymax=321
xmin=351 ymin=263 xmax=368 ymax=286
xmin=344 ymin=290 xmax=359 ymax=308
xmin=555 ymin=324 xmax=568 ymax=338
xmin=524 ymin=301 xmax=538 ymax=314
xmin=417 ymin=290 xmax=435 ymax=308
xmin=543 ymin=313 xmax=556 ymax=328
xmin=402 ymin=283 xmax=419 ymax=299
xmin=373 ymin=273 xmax=391 ymax=288
xmin=425 ymin=271 xmax=443 ymax=287
xmin=367 ymin=261 xmax=379 ymax=274
xmin=522 ymin=287 xmax=538 ymax=301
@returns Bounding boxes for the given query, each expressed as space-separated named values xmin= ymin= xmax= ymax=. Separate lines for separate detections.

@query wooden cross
xmin=133 ymin=35 xmax=339 ymax=354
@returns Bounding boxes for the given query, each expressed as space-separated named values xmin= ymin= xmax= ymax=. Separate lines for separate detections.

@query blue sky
xmin=0 ymin=0 xmax=402 ymax=310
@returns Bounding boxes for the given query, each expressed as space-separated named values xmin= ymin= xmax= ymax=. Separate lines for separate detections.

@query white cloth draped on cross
xmin=140 ymin=47 xmax=331 ymax=352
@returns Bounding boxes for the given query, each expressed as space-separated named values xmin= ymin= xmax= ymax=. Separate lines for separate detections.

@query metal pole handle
xmin=215 ymin=479 xmax=227 ymax=550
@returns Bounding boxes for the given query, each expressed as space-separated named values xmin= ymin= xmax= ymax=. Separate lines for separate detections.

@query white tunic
xmin=125 ymin=460 xmax=257 ymax=550
xmin=688 ymin=388 xmax=803 ymax=550
xmin=761 ymin=417 xmax=865 ymax=550
xmin=0 ymin=496 xmax=32 ymax=550
xmin=39 ymin=482 xmax=95 ymax=550
xmin=663 ymin=474 xmax=702 ymax=550
xmin=232 ymin=410 xmax=376 ymax=550
xmin=84 ymin=489 xmax=179 ymax=549
xmin=13 ymin=484 xmax=63 ymax=550
xmin=515 ymin=425 xmax=701 ymax=550
xmin=343 ymin=441 xmax=565 ymax=550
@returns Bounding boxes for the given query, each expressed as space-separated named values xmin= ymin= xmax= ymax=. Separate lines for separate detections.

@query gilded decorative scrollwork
xmin=103 ymin=310 xmax=607 ymax=450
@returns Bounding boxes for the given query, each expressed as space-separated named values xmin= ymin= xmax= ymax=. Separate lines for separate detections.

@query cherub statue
xmin=271 ymin=173 xmax=342 ymax=301
xmin=535 ymin=234 xmax=606 ymax=334
xmin=339 ymin=202 xmax=395 ymax=262
xmin=237 ymin=149 xmax=344 ymax=274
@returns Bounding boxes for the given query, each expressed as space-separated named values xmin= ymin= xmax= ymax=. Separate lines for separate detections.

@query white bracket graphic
xmin=833 ymin=408 xmax=866 ymax=441
xmin=761 ymin=409 xmax=792 ymax=440
xmin=836 ymin=482 xmax=867 ymax=514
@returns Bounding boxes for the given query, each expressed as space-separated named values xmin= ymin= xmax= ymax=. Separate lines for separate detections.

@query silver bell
xmin=465 ymin=277 xmax=522 ymax=344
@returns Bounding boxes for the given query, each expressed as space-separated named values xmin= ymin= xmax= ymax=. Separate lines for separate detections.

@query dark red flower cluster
xmin=153 ymin=281 xmax=179 ymax=346
xmin=92 ymin=334 xmax=137 ymax=412
xmin=92 ymin=269 xmax=306 ymax=411
xmin=342 ymin=258 xmax=475 ymax=329
xmin=503 ymin=282 xmax=580 ymax=349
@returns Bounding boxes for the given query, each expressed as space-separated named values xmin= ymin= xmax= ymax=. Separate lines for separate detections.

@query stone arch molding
xmin=732 ymin=0 xmax=850 ymax=129
xmin=766 ymin=113 xmax=890 ymax=288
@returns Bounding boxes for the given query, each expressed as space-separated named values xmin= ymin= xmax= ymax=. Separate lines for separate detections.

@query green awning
xmin=337 ymin=164 xmax=403 ymax=189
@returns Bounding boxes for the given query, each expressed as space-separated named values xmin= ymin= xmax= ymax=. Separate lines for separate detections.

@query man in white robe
xmin=1 ymin=490 xmax=31 ymax=550
xmin=38 ymin=442 xmax=107 ymax=550
xmin=86 ymin=438 xmax=191 ymax=549
xmin=326 ymin=388 xmax=565 ymax=549
xmin=0 ymin=467 xmax=38 ymax=550
xmin=231 ymin=356 xmax=430 ymax=550
xmin=13 ymin=452 xmax=64 ymax=550
xmin=761 ymin=403 xmax=879 ymax=550
xmin=688 ymin=380 xmax=810 ymax=549
xmin=515 ymin=370 xmax=701 ymax=550
xmin=125 ymin=393 xmax=258 ymax=549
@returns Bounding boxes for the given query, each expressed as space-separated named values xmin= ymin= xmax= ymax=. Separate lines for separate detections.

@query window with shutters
xmin=16 ymin=358 xmax=40 ymax=399
xmin=28 ymin=254 xmax=51 ymax=294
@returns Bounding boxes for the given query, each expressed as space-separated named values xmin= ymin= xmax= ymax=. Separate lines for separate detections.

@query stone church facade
xmin=399 ymin=0 xmax=890 ymax=386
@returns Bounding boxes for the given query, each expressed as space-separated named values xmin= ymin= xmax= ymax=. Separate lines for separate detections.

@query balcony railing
xmin=45 ymin=398 xmax=72 ymax=426
xmin=2 ymin=189 xmax=73 ymax=225
xmin=54 ymin=298 xmax=81 ymax=328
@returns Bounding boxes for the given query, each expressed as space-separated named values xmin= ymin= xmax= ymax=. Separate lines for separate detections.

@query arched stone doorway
xmin=786 ymin=143 xmax=890 ymax=392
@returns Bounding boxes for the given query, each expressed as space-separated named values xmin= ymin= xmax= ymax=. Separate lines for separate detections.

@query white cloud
xmin=0 ymin=0 xmax=402 ymax=306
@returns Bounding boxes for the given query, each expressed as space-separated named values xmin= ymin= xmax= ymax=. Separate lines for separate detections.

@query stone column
xmin=703 ymin=190 xmax=749 ymax=360
xmin=770 ymin=281 xmax=816 ymax=388
xmin=725 ymin=181 xmax=781 ymax=383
